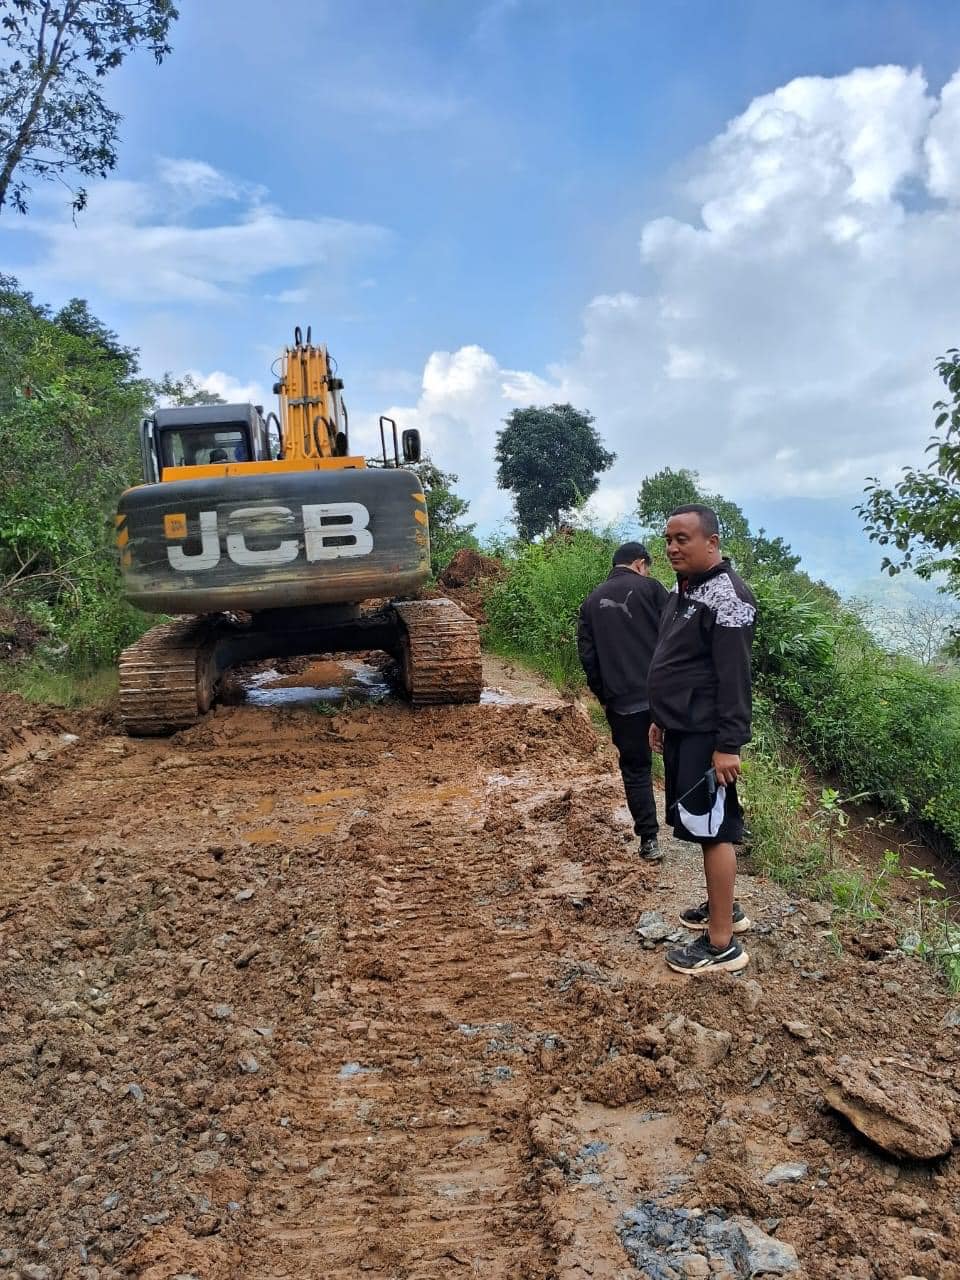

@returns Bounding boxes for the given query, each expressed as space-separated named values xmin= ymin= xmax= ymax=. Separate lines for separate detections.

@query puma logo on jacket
xmin=577 ymin=568 xmax=669 ymax=713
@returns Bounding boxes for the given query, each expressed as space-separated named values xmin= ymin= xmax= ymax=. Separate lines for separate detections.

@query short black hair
xmin=612 ymin=541 xmax=651 ymax=567
xmin=668 ymin=503 xmax=720 ymax=538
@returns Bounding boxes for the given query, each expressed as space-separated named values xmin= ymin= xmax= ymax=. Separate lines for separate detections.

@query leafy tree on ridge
xmin=495 ymin=403 xmax=615 ymax=541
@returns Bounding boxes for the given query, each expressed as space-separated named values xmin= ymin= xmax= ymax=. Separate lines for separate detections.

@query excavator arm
xmin=275 ymin=327 xmax=349 ymax=461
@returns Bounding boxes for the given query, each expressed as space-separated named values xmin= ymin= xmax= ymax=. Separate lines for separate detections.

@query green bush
xmin=484 ymin=529 xmax=618 ymax=688
xmin=739 ymin=694 xmax=820 ymax=887
xmin=0 ymin=277 xmax=153 ymax=670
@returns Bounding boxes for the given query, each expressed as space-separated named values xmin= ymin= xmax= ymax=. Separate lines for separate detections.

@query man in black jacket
xmin=577 ymin=542 xmax=670 ymax=861
xmin=648 ymin=504 xmax=756 ymax=976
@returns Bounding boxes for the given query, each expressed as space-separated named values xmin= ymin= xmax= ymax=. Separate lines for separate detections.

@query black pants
xmin=663 ymin=730 xmax=744 ymax=845
xmin=606 ymin=709 xmax=658 ymax=841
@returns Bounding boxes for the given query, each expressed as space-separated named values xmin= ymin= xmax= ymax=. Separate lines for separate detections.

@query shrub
xmin=484 ymin=529 xmax=618 ymax=688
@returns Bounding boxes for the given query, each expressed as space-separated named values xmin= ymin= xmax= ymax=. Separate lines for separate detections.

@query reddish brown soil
xmin=1 ymin=666 xmax=959 ymax=1279
xmin=0 ymin=607 xmax=45 ymax=665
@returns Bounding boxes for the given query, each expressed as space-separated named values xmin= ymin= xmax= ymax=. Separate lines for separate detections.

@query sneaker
xmin=666 ymin=933 xmax=749 ymax=976
xmin=679 ymin=900 xmax=751 ymax=933
xmin=638 ymin=837 xmax=663 ymax=863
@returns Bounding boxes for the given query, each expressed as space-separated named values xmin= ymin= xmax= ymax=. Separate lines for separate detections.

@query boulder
xmin=665 ymin=1016 xmax=731 ymax=1069
xmin=819 ymin=1055 xmax=954 ymax=1160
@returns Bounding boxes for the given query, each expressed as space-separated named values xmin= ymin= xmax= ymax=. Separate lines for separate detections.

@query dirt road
xmin=1 ymin=659 xmax=959 ymax=1280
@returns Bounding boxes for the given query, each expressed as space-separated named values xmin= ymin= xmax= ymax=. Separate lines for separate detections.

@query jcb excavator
xmin=115 ymin=329 xmax=482 ymax=735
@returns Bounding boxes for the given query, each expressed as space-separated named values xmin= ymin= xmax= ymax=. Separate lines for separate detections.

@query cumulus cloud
xmin=11 ymin=159 xmax=387 ymax=304
xmin=367 ymin=344 xmax=565 ymax=527
xmin=187 ymin=370 xmax=268 ymax=406
xmin=397 ymin=63 xmax=960 ymax=530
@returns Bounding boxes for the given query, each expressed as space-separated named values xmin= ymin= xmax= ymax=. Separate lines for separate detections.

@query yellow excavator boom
xmin=277 ymin=329 xmax=346 ymax=462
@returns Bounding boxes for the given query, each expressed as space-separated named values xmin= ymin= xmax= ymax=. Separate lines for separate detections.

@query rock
xmin=123 ymin=1082 xmax=144 ymax=1102
xmin=101 ymin=1190 xmax=121 ymax=1210
xmin=70 ymin=1174 xmax=95 ymax=1191
xmin=763 ymin=1162 xmax=808 ymax=1186
xmin=77 ymin=1269 xmax=100 ymax=1280
xmin=665 ymin=1016 xmax=731 ymax=1069
xmin=620 ymin=1203 xmax=798 ymax=1277
xmin=942 ymin=1006 xmax=960 ymax=1029
xmin=784 ymin=1021 xmax=815 ymax=1040
xmin=739 ymin=980 xmax=762 ymax=1013
xmin=732 ymin=1218 xmax=799 ymax=1275
xmin=804 ymin=902 xmax=833 ymax=925
xmin=819 ymin=1055 xmax=954 ymax=1160
xmin=884 ymin=1192 xmax=930 ymax=1220
xmin=211 ymin=1004 xmax=233 ymax=1020
xmin=635 ymin=911 xmax=672 ymax=945
xmin=238 ymin=1053 xmax=260 ymax=1074
xmin=843 ymin=1259 xmax=872 ymax=1280
xmin=20 ymin=1266 xmax=52 ymax=1280
xmin=234 ymin=943 xmax=260 ymax=968
xmin=235 ymin=888 xmax=255 ymax=902
xmin=680 ymin=1255 xmax=710 ymax=1277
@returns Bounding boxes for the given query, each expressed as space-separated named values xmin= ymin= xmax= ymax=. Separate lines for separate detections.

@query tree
xmin=637 ymin=466 xmax=801 ymax=577
xmin=859 ymin=350 xmax=960 ymax=599
xmin=495 ymin=403 xmax=615 ymax=541
xmin=637 ymin=466 xmax=701 ymax=529
xmin=409 ymin=459 xmax=478 ymax=576
xmin=154 ymin=371 xmax=226 ymax=407
xmin=0 ymin=1 xmax=178 ymax=216
xmin=0 ymin=274 xmax=152 ymax=662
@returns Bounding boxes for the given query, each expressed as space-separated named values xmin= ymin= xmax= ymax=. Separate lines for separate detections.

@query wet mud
xmin=1 ymin=662 xmax=960 ymax=1279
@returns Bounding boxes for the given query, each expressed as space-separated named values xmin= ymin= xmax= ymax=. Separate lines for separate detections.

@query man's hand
xmin=649 ymin=722 xmax=664 ymax=754
xmin=712 ymin=750 xmax=741 ymax=786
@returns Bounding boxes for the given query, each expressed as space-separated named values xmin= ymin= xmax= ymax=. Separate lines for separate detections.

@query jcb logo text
xmin=165 ymin=503 xmax=373 ymax=572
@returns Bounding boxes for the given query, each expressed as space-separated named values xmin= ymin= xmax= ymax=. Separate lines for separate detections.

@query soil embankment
xmin=1 ymin=662 xmax=959 ymax=1279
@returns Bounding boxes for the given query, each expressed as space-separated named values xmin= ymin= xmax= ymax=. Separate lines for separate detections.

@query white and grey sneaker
xmin=679 ymin=899 xmax=751 ymax=933
xmin=666 ymin=933 xmax=749 ymax=976
xmin=638 ymin=838 xmax=663 ymax=863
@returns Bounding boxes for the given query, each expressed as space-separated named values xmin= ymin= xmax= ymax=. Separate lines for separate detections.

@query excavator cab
xmin=116 ymin=332 xmax=482 ymax=734
xmin=139 ymin=404 xmax=272 ymax=483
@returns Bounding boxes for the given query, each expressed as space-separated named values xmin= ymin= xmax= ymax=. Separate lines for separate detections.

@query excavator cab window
xmin=158 ymin=425 xmax=251 ymax=470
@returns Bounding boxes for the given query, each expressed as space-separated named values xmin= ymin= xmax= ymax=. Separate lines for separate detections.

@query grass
xmin=0 ymin=661 xmax=118 ymax=709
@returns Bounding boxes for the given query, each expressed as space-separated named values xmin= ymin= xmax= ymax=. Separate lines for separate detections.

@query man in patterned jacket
xmin=647 ymin=504 xmax=757 ymax=976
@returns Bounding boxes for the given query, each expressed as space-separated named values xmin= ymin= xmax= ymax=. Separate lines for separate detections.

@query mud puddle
xmin=239 ymin=654 xmax=547 ymax=712
xmin=240 ymin=657 xmax=393 ymax=707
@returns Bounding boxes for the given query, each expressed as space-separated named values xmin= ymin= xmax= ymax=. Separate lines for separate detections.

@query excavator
xmin=115 ymin=329 xmax=482 ymax=735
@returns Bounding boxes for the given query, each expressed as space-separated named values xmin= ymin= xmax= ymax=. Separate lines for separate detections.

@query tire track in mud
xmin=0 ymin=685 xmax=627 ymax=1279
xmin=4 ymin=678 xmax=960 ymax=1280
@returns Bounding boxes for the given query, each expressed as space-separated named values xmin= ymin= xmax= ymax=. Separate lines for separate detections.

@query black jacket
xmin=576 ymin=567 xmax=670 ymax=713
xmin=647 ymin=559 xmax=756 ymax=752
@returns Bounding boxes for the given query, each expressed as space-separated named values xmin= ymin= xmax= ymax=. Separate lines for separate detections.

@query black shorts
xmin=663 ymin=730 xmax=744 ymax=846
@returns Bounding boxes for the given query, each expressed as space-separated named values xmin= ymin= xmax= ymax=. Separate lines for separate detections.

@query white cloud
xmin=367 ymin=344 xmax=566 ymax=526
xmin=396 ymin=64 xmax=960 ymax=536
xmin=11 ymin=159 xmax=388 ymax=304
xmin=187 ymin=369 xmax=268 ymax=406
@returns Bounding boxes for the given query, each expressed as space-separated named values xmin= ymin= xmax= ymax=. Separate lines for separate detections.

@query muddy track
xmin=1 ymin=664 xmax=960 ymax=1280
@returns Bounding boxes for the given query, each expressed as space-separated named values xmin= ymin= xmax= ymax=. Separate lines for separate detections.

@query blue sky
xmin=5 ymin=0 xmax=960 ymax=598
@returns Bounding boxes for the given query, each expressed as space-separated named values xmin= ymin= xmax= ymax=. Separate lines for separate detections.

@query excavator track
xmin=393 ymin=598 xmax=483 ymax=705
xmin=118 ymin=618 xmax=221 ymax=737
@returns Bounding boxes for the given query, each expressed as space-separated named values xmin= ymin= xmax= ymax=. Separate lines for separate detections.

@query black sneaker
xmin=679 ymin=900 xmax=751 ymax=933
xmin=666 ymin=933 xmax=749 ymax=976
xmin=638 ymin=837 xmax=663 ymax=863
